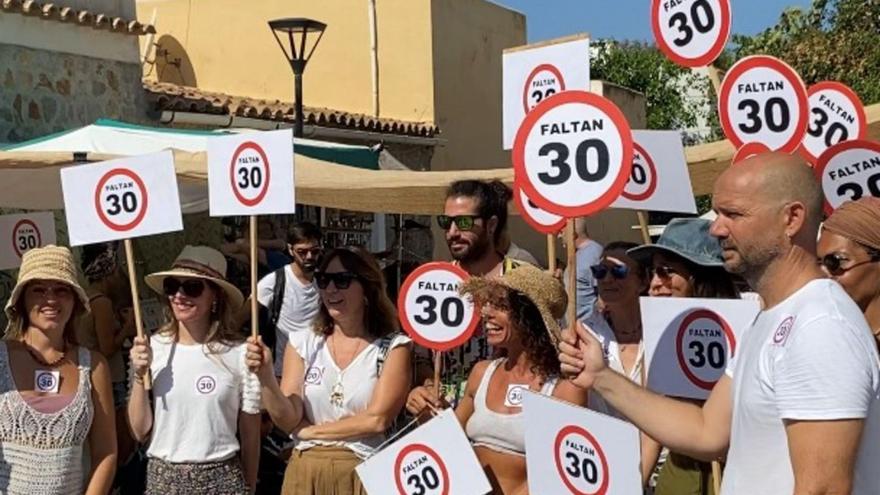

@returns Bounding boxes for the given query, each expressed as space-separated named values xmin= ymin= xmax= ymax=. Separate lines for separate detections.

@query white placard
xmin=356 ymin=409 xmax=491 ymax=495
xmin=642 ymin=297 xmax=761 ymax=400
xmin=502 ymin=35 xmax=591 ymax=150
xmin=514 ymin=183 xmax=566 ymax=235
xmin=60 ymin=151 xmax=183 ymax=246
xmin=207 ymin=129 xmax=295 ymax=216
xmin=524 ymin=392 xmax=642 ymax=495
xmin=800 ymin=82 xmax=867 ymax=164
xmin=719 ymin=55 xmax=808 ymax=153
xmin=0 ymin=212 xmax=57 ymax=270
xmin=513 ymin=91 xmax=633 ymax=218
xmin=652 ymin=0 xmax=731 ymax=68
xmin=397 ymin=262 xmax=479 ymax=352
xmin=611 ymin=130 xmax=697 ymax=214
xmin=815 ymin=139 xmax=880 ymax=214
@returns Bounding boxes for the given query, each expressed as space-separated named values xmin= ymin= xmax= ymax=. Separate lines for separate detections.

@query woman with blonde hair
xmin=0 ymin=245 xmax=116 ymax=494
xmin=128 ymin=245 xmax=261 ymax=494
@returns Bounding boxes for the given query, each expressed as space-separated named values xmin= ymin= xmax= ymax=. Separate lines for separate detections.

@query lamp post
xmin=268 ymin=18 xmax=327 ymax=138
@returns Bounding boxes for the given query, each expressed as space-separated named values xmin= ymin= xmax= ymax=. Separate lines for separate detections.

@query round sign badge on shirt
xmin=814 ymin=139 xmax=880 ymax=214
xmin=621 ymin=142 xmax=658 ymax=201
xmin=304 ymin=366 xmax=324 ymax=386
xmin=675 ymin=309 xmax=737 ymax=390
xmin=11 ymin=219 xmax=41 ymax=258
xmin=513 ymin=91 xmax=634 ymax=218
xmin=523 ymin=64 xmax=566 ymax=113
xmin=799 ymin=81 xmax=867 ymax=164
xmin=731 ymin=142 xmax=771 ymax=165
xmin=398 ymin=262 xmax=479 ymax=352
xmin=394 ymin=443 xmax=450 ymax=495
xmin=651 ymin=0 xmax=731 ymax=67
xmin=93 ymin=168 xmax=149 ymax=232
xmin=229 ymin=141 xmax=271 ymax=207
xmin=196 ymin=375 xmax=217 ymax=395
xmin=553 ymin=425 xmax=611 ymax=495
xmin=514 ymin=182 xmax=566 ymax=235
xmin=719 ymin=55 xmax=809 ymax=153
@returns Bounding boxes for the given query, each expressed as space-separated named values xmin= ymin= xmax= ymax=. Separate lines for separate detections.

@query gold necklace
xmin=25 ymin=344 xmax=66 ymax=367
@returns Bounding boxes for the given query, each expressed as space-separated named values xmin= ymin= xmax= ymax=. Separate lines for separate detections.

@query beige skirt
xmin=282 ymin=446 xmax=367 ymax=495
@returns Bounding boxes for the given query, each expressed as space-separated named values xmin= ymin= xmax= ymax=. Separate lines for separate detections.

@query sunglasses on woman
xmin=590 ymin=263 xmax=630 ymax=280
xmin=820 ymin=252 xmax=880 ymax=276
xmin=163 ymin=278 xmax=207 ymax=298
xmin=315 ymin=271 xmax=359 ymax=290
xmin=436 ymin=215 xmax=479 ymax=231
xmin=651 ymin=265 xmax=680 ymax=279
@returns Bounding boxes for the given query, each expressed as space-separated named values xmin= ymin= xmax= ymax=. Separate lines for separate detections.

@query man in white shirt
xmin=560 ymin=152 xmax=880 ymax=495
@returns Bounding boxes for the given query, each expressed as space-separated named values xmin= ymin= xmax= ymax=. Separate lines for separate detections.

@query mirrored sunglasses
xmin=590 ymin=263 xmax=630 ymax=281
xmin=436 ymin=215 xmax=478 ymax=231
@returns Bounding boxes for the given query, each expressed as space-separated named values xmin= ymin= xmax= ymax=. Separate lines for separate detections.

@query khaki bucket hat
xmin=4 ymin=245 xmax=91 ymax=323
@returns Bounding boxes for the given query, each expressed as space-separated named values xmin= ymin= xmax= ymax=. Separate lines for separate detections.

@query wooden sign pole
xmin=124 ymin=239 xmax=151 ymax=390
xmin=249 ymin=216 xmax=259 ymax=339
xmin=636 ymin=211 xmax=652 ymax=245
xmin=547 ymin=234 xmax=557 ymax=272
xmin=565 ymin=219 xmax=577 ymax=326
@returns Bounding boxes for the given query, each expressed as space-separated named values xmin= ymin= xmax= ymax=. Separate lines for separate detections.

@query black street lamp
xmin=268 ymin=18 xmax=327 ymax=138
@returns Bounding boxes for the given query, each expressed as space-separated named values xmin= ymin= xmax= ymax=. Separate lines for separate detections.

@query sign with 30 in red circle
xmin=0 ymin=211 xmax=57 ymax=270
xmin=652 ymin=0 xmax=731 ymax=68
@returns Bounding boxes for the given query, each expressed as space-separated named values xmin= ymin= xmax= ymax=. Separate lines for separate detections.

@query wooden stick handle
xmin=711 ymin=460 xmax=722 ymax=495
xmin=636 ymin=211 xmax=652 ymax=245
xmin=565 ymin=219 xmax=576 ymax=326
xmin=433 ymin=351 xmax=442 ymax=400
xmin=249 ymin=216 xmax=259 ymax=339
xmin=707 ymin=64 xmax=723 ymax=96
xmin=124 ymin=239 xmax=151 ymax=390
xmin=547 ymin=234 xmax=557 ymax=272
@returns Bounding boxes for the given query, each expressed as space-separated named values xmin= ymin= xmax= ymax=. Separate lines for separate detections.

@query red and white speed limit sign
xmin=554 ymin=425 xmax=610 ymax=495
xmin=513 ymin=91 xmax=634 ymax=217
xmin=93 ymin=168 xmax=149 ymax=232
xmin=394 ymin=443 xmax=450 ymax=495
xmin=11 ymin=219 xmax=41 ymax=258
xmin=719 ymin=55 xmax=808 ymax=153
xmin=676 ymin=309 xmax=736 ymax=390
xmin=621 ymin=142 xmax=658 ymax=201
xmin=397 ymin=263 xmax=479 ymax=352
xmin=230 ymin=141 xmax=271 ymax=207
xmin=799 ymin=82 xmax=867 ymax=164
xmin=815 ymin=140 xmax=880 ymax=214
xmin=514 ymin=182 xmax=566 ymax=235
xmin=523 ymin=64 xmax=566 ymax=113
xmin=651 ymin=0 xmax=731 ymax=67
xmin=732 ymin=142 xmax=770 ymax=165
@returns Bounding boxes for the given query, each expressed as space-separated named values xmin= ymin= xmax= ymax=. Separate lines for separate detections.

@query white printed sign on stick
xmin=514 ymin=182 xmax=566 ymax=235
xmin=502 ymin=34 xmax=591 ymax=150
xmin=814 ymin=139 xmax=880 ymax=215
xmin=60 ymin=151 xmax=183 ymax=246
xmin=651 ymin=0 xmax=731 ymax=68
xmin=0 ymin=212 xmax=56 ymax=270
xmin=207 ymin=129 xmax=295 ymax=216
xmin=356 ymin=409 xmax=492 ymax=495
xmin=397 ymin=262 xmax=480 ymax=352
xmin=719 ymin=55 xmax=808 ymax=153
xmin=513 ymin=91 xmax=634 ymax=218
xmin=799 ymin=82 xmax=867 ymax=164
xmin=611 ymin=130 xmax=697 ymax=214
xmin=642 ymin=297 xmax=761 ymax=400
xmin=524 ymin=392 xmax=642 ymax=495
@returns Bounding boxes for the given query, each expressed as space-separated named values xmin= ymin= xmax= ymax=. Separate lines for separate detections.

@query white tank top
xmin=465 ymin=358 xmax=558 ymax=457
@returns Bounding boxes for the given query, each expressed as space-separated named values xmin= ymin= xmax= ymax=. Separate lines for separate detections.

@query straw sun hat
xmin=460 ymin=263 xmax=567 ymax=345
xmin=3 ymin=245 xmax=91 ymax=324
xmin=145 ymin=245 xmax=244 ymax=309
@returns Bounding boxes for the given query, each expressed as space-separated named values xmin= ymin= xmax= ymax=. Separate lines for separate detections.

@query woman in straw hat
xmin=455 ymin=263 xmax=588 ymax=495
xmin=0 ymin=245 xmax=117 ymax=494
xmin=127 ymin=245 xmax=261 ymax=495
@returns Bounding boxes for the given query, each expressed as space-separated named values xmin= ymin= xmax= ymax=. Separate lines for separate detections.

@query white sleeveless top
xmin=291 ymin=330 xmax=411 ymax=459
xmin=465 ymin=358 xmax=558 ymax=457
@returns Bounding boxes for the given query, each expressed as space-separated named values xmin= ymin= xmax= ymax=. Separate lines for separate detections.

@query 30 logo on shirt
xmin=772 ymin=316 xmax=796 ymax=346
xmin=196 ymin=375 xmax=217 ymax=395
xmin=305 ymin=366 xmax=324 ymax=386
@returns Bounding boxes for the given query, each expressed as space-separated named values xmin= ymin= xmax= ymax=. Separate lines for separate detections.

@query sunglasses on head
xmin=163 ymin=277 xmax=207 ymax=298
xmin=437 ymin=215 xmax=479 ymax=231
xmin=315 ymin=271 xmax=359 ymax=290
xmin=590 ymin=263 xmax=630 ymax=281
xmin=820 ymin=252 xmax=880 ymax=276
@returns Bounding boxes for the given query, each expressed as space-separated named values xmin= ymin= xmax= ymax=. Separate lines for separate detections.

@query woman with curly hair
xmin=456 ymin=263 xmax=587 ymax=495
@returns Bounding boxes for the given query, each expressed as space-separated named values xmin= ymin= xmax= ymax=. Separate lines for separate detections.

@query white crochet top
xmin=0 ymin=343 xmax=94 ymax=494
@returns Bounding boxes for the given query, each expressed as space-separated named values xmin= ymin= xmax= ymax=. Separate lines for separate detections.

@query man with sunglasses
xmin=560 ymin=152 xmax=880 ymax=495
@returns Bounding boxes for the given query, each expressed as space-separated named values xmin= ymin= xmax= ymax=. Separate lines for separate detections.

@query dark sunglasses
xmin=437 ymin=215 xmax=479 ymax=231
xmin=652 ymin=265 xmax=680 ymax=279
xmin=590 ymin=263 xmax=630 ymax=281
xmin=293 ymin=247 xmax=323 ymax=257
xmin=315 ymin=271 xmax=359 ymax=290
xmin=163 ymin=278 xmax=207 ymax=298
xmin=820 ymin=253 xmax=880 ymax=276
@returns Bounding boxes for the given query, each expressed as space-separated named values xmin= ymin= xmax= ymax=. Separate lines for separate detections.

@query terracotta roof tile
xmin=144 ymin=80 xmax=439 ymax=138
xmin=1 ymin=0 xmax=155 ymax=35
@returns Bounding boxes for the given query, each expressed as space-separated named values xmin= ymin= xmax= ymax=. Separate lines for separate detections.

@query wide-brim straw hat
xmin=145 ymin=245 xmax=244 ymax=309
xmin=4 ymin=245 xmax=91 ymax=321
xmin=628 ymin=218 xmax=724 ymax=268
xmin=460 ymin=263 xmax=567 ymax=345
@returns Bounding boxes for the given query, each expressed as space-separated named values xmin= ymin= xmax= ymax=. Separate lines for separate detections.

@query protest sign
xmin=800 ymin=82 xmax=867 ymax=164
xmin=651 ymin=0 xmax=731 ymax=68
xmin=732 ymin=142 xmax=771 ymax=164
xmin=814 ymin=139 xmax=880 ymax=214
xmin=0 ymin=212 xmax=56 ymax=270
xmin=514 ymin=182 xmax=566 ymax=235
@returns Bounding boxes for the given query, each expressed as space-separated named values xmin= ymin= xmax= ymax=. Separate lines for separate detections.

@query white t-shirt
xmin=290 ymin=330 xmax=411 ymax=459
xmin=146 ymin=334 xmax=261 ymax=463
xmin=581 ymin=313 xmax=644 ymax=419
xmin=723 ymin=279 xmax=880 ymax=495
xmin=257 ymin=265 xmax=320 ymax=376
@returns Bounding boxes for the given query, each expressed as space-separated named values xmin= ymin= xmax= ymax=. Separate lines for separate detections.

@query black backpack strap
xmin=269 ymin=266 xmax=286 ymax=329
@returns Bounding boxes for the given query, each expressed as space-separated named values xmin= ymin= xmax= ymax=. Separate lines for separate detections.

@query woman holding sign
xmin=127 ymin=246 xmax=261 ymax=494
xmin=455 ymin=263 xmax=587 ymax=494
xmin=246 ymin=247 xmax=412 ymax=495
xmin=0 ymin=246 xmax=117 ymax=494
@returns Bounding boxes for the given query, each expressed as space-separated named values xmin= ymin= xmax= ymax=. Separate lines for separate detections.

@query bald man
xmin=560 ymin=152 xmax=880 ymax=495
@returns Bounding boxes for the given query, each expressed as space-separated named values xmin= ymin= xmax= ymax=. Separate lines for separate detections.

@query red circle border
xmin=675 ymin=309 xmax=737 ymax=391
xmin=651 ymin=0 xmax=731 ymax=68
xmin=229 ymin=141 xmax=271 ymax=207
xmin=393 ymin=443 xmax=450 ymax=495
xmin=621 ymin=141 xmax=658 ymax=201
xmin=798 ymin=81 xmax=868 ymax=164
xmin=522 ymin=63 xmax=567 ymax=114
xmin=513 ymin=181 xmax=567 ymax=235
xmin=93 ymin=168 xmax=149 ymax=232
xmin=553 ymin=424 xmax=611 ymax=495
xmin=814 ymin=139 xmax=880 ymax=215
xmin=11 ymin=219 xmax=41 ymax=258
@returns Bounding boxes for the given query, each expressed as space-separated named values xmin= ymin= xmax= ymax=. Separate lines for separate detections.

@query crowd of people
xmin=0 ymin=151 xmax=878 ymax=494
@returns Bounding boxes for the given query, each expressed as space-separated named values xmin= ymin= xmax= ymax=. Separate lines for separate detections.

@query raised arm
xmin=246 ymin=336 xmax=304 ymax=434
